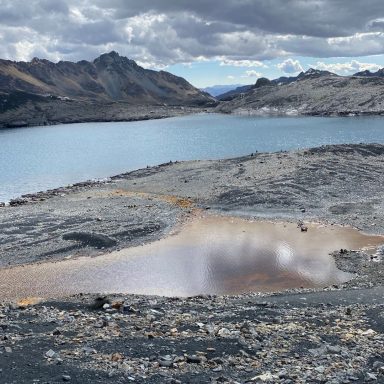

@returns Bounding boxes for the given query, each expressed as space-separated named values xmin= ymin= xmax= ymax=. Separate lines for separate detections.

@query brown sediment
xmin=108 ymin=189 xmax=195 ymax=209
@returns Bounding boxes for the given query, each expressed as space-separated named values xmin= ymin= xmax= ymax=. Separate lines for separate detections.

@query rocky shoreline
xmin=3 ymin=97 xmax=384 ymax=132
xmin=2 ymin=102 xmax=384 ymax=131
xmin=0 ymin=100 xmax=208 ymax=129
xmin=0 ymin=143 xmax=383 ymax=383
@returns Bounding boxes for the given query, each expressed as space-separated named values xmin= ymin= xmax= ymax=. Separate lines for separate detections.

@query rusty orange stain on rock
xmin=106 ymin=189 xmax=194 ymax=209
xmin=17 ymin=297 xmax=44 ymax=308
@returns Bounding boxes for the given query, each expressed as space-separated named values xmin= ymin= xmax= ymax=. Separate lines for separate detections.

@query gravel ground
xmin=0 ymin=143 xmax=383 ymax=383
xmin=0 ymin=291 xmax=383 ymax=383
xmin=111 ymin=143 xmax=384 ymax=235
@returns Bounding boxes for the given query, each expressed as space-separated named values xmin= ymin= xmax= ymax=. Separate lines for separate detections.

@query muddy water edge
xmin=0 ymin=215 xmax=383 ymax=300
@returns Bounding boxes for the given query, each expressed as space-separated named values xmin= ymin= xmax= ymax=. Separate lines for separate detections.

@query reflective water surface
xmin=0 ymin=216 xmax=383 ymax=299
xmin=1 ymin=114 xmax=384 ymax=202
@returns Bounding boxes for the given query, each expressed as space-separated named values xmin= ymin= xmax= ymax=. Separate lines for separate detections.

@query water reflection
xmin=0 ymin=216 xmax=383 ymax=299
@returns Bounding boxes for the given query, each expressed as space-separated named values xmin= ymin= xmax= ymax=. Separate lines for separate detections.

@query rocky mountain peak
xmin=354 ymin=69 xmax=371 ymax=77
xmin=94 ymin=51 xmax=121 ymax=64
xmin=30 ymin=57 xmax=52 ymax=66
xmin=253 ymin=77 xmax=273 ymax=88
xmin=93 ymin=51 xmax=139 ymax=71
xmin=298 ymin=68 xmax=335 ymax=79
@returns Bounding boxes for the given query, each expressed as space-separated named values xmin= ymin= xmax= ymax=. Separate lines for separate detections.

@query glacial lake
xmin=1 ymin=113 xmax=384 ymax=202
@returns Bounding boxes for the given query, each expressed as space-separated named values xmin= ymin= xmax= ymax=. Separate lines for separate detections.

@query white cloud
xmin=242 ymin=70 xmax=262 ymax=78
xmin=277 ymin=58 xmax=303 ymax=74
xmin=69 ymin=7 xmax=88 ymax=23
xmin=136 ymin=60 xmax=168 ymax=70
xmin=219 ymin=59 xmax=267 ymax=68
xmin=313 ymin=60 xmax=381 ymax=74
xmin=227 ymin=75 xmax=235 ymax=80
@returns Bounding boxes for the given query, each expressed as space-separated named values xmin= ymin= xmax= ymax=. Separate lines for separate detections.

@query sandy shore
xmin=0 ymin=143 xmax=383 ymax=383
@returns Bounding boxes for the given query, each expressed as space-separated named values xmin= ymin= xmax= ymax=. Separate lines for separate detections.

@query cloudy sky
xmin=1 ymin=0 xmax=384 ymax=87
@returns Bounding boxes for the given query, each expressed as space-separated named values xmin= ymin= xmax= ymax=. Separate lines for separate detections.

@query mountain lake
xmin=1 ymin=113 xmax=384 ymax=202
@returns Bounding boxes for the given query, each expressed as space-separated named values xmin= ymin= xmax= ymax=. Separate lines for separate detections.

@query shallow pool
xmin=1 ymin=215 xmax=383 ymax=299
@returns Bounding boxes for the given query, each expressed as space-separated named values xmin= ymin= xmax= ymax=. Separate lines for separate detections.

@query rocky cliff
xmin=216 ymin=69 xmax=384 ymax=116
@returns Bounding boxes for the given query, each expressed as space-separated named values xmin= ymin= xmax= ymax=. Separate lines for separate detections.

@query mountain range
xmin=0 ymin=51 xmax=214 ymax=107
xmin=1 ymin=52 xmax=384 ymax=127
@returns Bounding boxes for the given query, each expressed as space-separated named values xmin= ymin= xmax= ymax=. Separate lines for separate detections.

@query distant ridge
xmin=216 ymin=68 xmax=384 ymax=116
xmin=202 ymin=84 xmax=244 ymax=97
xmin=353 ymin=68 xmax=384 ymax=77
xmin=216 ymin=84 xmax=253 ymax=100
xmin=217 ymin=68 xmax=336 ymax=100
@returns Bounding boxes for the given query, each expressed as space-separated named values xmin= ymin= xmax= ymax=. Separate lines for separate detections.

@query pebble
xmin=315 ymin=365 xmax=325 ymax=373
xmin=159 ymin=360 xmax=173 ymax=368
xmin=45 ymin=349 xmax=56 ymax=358
xmin=186 ymin=355 xmax=202 ymax=364
xmin=365 ymin=372 xmax=377 ymax=381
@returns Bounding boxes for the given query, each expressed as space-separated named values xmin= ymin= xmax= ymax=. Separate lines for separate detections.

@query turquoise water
xmin=1 ymin=113 xmax=384 ymax=202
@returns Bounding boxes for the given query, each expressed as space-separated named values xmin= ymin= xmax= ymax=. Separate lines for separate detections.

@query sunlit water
xmin=0 ymin=216 xmax=383 ymax=300
xmin=1 ymin=114 xmax=384 ymax=202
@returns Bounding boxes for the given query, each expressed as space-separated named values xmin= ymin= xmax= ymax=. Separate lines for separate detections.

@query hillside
xmin=0 ymin=52 xmax=216 ymax=128
xmin=0 ymin=51 xmax=214 ymax=107
xmin=216 ymin=69 xmax=384 ymax=116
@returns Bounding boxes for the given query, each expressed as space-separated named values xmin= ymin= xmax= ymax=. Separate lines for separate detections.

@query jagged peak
xmin=31 ymin=57 xmax=52 ymax=65
xmin=297 ymin=68 xmax=335 ymax=79
xmin=93 ymin=51 xmax=139 ymax=69
xmin=101 ymin=51 xmax=120 ymax=58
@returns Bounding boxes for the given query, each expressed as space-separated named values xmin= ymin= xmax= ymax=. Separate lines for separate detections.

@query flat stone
xmin=308 ymin=346 xmax=327 ymax=357
xmin=159 ymin=360 xmax=173 ymax=368
xmin=45 ymin=349 xmax=56 ymax=358
xmin=327 ymin=345 xmax=342 ymax=354
xmin=365 ymin=372 xmax=377 ymax=381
